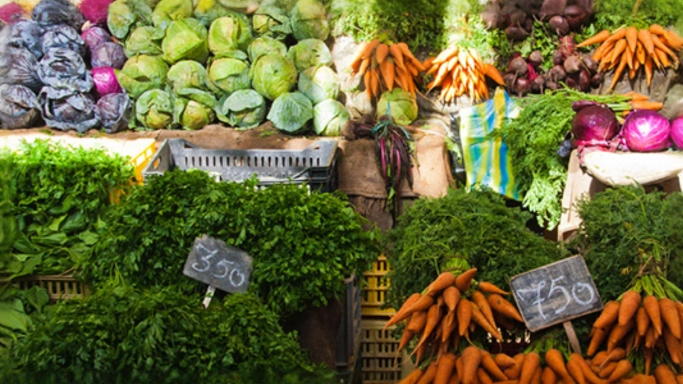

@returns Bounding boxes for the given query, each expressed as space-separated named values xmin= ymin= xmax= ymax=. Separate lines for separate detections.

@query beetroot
xmin=591 ymin=72 xmax=604 ymax=87
xmin=508 ymin=56 xmax=528 ymax=75
xmin=509 ymin=10 xmax=527 ymax=25
xmin=540 ymin=0 xmax=568 ymax=20
xmin=564 ymin=5 xmax=589 ymax=29
xmin=532 ymin=75 xmax=546 ymax=92
xmin=548 ymin=65 xmax=567 ymax=81
xmin=581 ymin=54 xmax=597 ymax=73
xmin=552 ymin=50 xmax=565 ymax=65
xmin=549 ymin=15 xmax=570 ymax=35
xmin=578 ymin=69 xmax=591 ymax=91
xmin=503 ymin=73 xmax=516 ymax=88
xmin=515 ymin=77 xmax=532 ymax=96
xmin=529 ymin=51 xmax=543 ymax=68
xmin=564 ymin=55 xmax=582 ymax=74
xmin=505 ymin=26 xmax=529 ymax=41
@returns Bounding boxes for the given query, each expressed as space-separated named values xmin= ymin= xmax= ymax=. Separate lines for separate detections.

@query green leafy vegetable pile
xmin=590 ymin=0 xmax=683 ymax=31
xmin=83 ymin=170 xmax=380 ymax=316
xmin=569 ymin=186 xmax=683 ymax=302
xmin=385 ymin=188 xmax=567 ymax=311
xmin=0 ymin=141 xmax=133 ymax=278
xmin=1 ymin=280 xmax=335 ymax=384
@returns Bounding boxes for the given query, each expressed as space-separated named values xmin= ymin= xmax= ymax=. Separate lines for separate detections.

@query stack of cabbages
xmin=0 ymin=0 xmax=131 ymax=133
xmin=110 ymin=0 xmax=349 ymax=135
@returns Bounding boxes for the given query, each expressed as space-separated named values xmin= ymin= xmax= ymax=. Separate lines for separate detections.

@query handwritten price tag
xmin=183 ymin=235 xmax=252 ymax=294
xmin=510 ymin=256 xmax=603 ymax=332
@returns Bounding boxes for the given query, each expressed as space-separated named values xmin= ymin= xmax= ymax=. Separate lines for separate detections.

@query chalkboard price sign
xmin=183 ymin=235 xmax=252 ymax=294
xmin=510 ymin=256 xmax=603 ymax=332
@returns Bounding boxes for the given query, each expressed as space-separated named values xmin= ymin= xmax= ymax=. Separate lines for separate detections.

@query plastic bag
xmin=8 ymin=19 xmax=43 ymax=59
xmin=0 ymin=46 xmax=42 ymax=92
xmin=96 ymin=93 xmax=132 ymax=133
xmin=90 ymin=42 xmax=126 ymax=69
xmin=0 ymin=84 xmax=43 ymax=129
xmin=38 ymin=87 xmax=99 ymax=132
xmin=41 ymin=24 xmax=86 ymax=58
xmin=38 ymin=48 xmax=92 ymax=92
xmin=32 ymin=0 xmax=85 ymax=30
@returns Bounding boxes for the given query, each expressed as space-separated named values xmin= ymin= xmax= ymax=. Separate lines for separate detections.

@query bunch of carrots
xmin=423 ymin=45 xmax=505 ymax=104
xmin=348 ymin=39 xmax=424 ymax=100
xmin=577 ymin=24 xmax=683 ymax=93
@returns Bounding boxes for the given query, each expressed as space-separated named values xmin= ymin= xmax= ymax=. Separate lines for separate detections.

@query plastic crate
xmin=360 ymin=319 xmax=403 ymax=384
xmin=131 ymin=141 xmax=157 ymax=185
xmin=142 ymin=138 xmax=339 ymax=192
xmin=362 ymin=255 xmax=395 ymax=317
xmin=12 ymin=272 xmax=90 ymax=302
xmin=336 ymin=276 xmax=362 ymax=374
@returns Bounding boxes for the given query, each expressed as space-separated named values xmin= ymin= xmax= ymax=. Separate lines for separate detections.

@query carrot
xmin=600 ymin=348 xmax=626 ymax=369
xmin=649 ymin=24 xmax=669 ymax=37
xmin=644 ymin=347 xmax=653 ymax=375
xmin=645 ymin=324 xmax=658 ymax=349
xmin=606 ymin=360 xmax=633 ymax=382
xmin=443 ymin=286 xmax=461 ymax=314
xmin=427 ymin=272 xmax=457 ymax=297
xmin=578 ymin=30 xmax=612 ymax=48
xmin=398 ymin=327 xmax=415 ymax=353
xmin=358 ymin=56 xmax=371 ymax=76
xmin=638 ymin=29 xmax=656 ymax=55
xmin=619 ymin=291 xmax=643 ymax=326
xmin=477 ymin=281 xmax=509 ymax=296
xmin=472 ymin=291 xmax=496 ymax=327
xmin=433 ymin=45 xmax=459 ymax=65
xmin=363 ymin=71 xmax=372 ymax=99
xmin=652 ymin=34 xmax=678 ymax=60
xmin=664 ymin=326 xmax=682 ymax=365
xmin=488 ymin=294 xmax=524 ymax=323
xmin=659 ymin=298 xmax=681 ymax=338
xmin=407 ymin=310 xmax=428 ymax=333
xmin=455 ymin=268 xmax=478 ymax=292
xmin=664 ymin=30 xmax=683 ymax=50
xmin=375 ymin=43 xmax=389 ymax=64
xmin=606 ymin=28 xmax=627 ymax=44
xmin=379 ymin=59 xmax=395 ymax=91
xmin=518 ymin=352 xmax=540 ymax=384
xmin=455 ymin=356 xmax=464 ymax=380
xmin=566 ymin=356 xmax=586 ymax=384
xmin=654 ymin=364 xmax=677 ymax=384
xmin=417 ymin=360 xmax=439 ymax=384
xmin=448 ymin=372 xmax=460 ymax=384
xmin=413 ymin=303 xmax=444 ymax=353
xmin=471 ymin=304 xmax=503 ymax=341
xmin=607 ymin=51 xmax=628 ymax=93
xmin=385 ymin=293 xmax=422 ymax=330
xmin=544 ymin=349 xmax=573 ymax=384
xmin=477 ymin=367 xmax=494 ymax=384
xmin=397 ymin=42 xmax=420 ymax=65
xmin=593 ymin=40 xmax=615 ymax=62
xmin=504 ymin=353 xmax=526 ymax=380
xmin=598 ymin=361 xmax=617 ymax=379
xmin=461 ymin=346 xmax=482 ymax=384
xmin=609 ymin=39 xmax=628 ymax=64
xmin=676 ymin=301 xmax=683 ymax=337
xmin=481 ymin=352 xmax=508 ymax=381
xmin=435 ymin=353 xmax=458 ymax=384
xmin=409 ymin=294 xmax=437 ymax=315
xmin=400 ymin=368 xmax=424 ymax=384
xmin=678 ymin=375 xmax=683 ymax=384
xmin=369 ymin=68 xmax=380 ymax=97
xmin=630 ymin=101 xmax=664 ymax=111
xmin=624 ymin=91 xmax=651 ymax=102
xmin=457 ymin=298 xmax=473 ymax=337
xmin=389 ymin=44 xmax=406 ymax=70
xmin=482 ymin=64 xmax=505 ymax=86
xmin=607 ymin=320 xmax=635 ymax=352
xmin=532 ymin=367 xmax=542 ymax=384
xmin=348 ymin=41 xmax=371 ymax=71
xmin=594 ymin=301 xmax=621 ymax=329
xmin=637 ymin=307 xmax=651 ymax=337
xmin=541 ymin=366 xmax=557 ymax=384
xmin=636 ymin=42 xmax=646 ymax=65
xmin=415 ymin=341 xmax=427 ymax=366
xmin=496 ymin=353 xmax=518 ymax=370
xmin=587 ymin=326 xmax=610 ymax=356
xmin=571 ymin=353 xmax=607 ymax=384
xmin=442 ymin=311 xmax=457 ymax=342
xmin=656 ymin=48 xmax=672 ymax=67
xmin=422 ymin=57 xmax=435 ymax=70
xmin=626 ymin=27 xmax=639 ymax=52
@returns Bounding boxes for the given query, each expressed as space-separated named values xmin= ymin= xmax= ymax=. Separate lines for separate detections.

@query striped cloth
xmin=459 ymin=88 xmax=521 ymax=200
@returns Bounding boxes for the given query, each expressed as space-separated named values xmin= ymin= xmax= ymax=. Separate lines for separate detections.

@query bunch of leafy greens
xmin=489 ymin=21 xmax=558 ymax=70
xmin=499 ymin=89 xmax=628 ymax=230
xmin=0 ymin=285 xmax=49 ymax=352
xmin=82 ymin=170 xmax=380 ymax=316
xmin=1 ymin=279 xmax=335 ymax=384
xmin=385 ymin=188 xmax=567 ymax=311
xmin=569 ymin=186 xmax=683 ymax=302
xmin=589 ymin=0 xmax=683 ymax=31
xmin=0 ymin=140 xmax=133 ymax=278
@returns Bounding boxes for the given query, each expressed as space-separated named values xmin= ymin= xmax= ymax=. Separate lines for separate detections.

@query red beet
xmin=549 ymin=15 xmax=570 ymax=36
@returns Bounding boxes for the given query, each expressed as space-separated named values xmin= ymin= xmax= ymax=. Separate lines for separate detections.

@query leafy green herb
xmin=490 ymin=21 xmax=558 ymax=70
xmin=589 ymin=0 xmax=683 ymax=31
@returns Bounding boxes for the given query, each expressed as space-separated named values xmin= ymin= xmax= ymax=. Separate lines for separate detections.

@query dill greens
xmin=590 ymin=0 xmax=683 ymax=31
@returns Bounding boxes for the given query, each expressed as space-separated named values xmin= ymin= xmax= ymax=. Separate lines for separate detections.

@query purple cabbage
xmin=78 ymin=0 xmax=113 ymax=25
xmin=95 ymin=93 xmax=131 ymax=133
xmin=90 ymin=42 xmax=126 ymax=69
xmin=41 ymin=24 xmax=86 ymax=58
xmin=81 ymin=26 xmax=112 ymax=51
xmin=622 ymin=110 xmax=671 ymax=152
xmin=92 ymin=67 xmax=122 ymax=96
xmin=8 ymin=19 xmax=44 ymax=58
xmin=571 ymin=105 xmax=619 ymax=145
xmin=670 ymin=116 xmax=683 ymax=149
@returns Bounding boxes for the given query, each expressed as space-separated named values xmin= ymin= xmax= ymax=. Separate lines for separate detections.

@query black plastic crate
xmin=142 ymin=138 xmax=339 ymax=192
xmin=336 ymin=276 xmax=362 ymax=374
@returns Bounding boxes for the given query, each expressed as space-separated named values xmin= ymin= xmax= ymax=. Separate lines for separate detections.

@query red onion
xmin=571 ymin=105 xmax=619 ymax=143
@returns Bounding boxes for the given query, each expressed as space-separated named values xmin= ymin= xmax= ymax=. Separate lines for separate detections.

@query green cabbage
xmin=289 ymin=0 xmax=329 ymax=41
xmin=207 ymin=58 xmax=251 ymax=96
xmin=123 ymin=26 xmax=165 ymax=57
xmin=247 ymin=36 xmax=287 ymax=63
xmin=252 ymin=4 xmax=291 ymax=38
xmin=162 ymin=19 xmax=209 ymax=64
xmin=376 ymin=88 xmax=418 ymax=126
xmin=207 ymin=14 xmax=252 ymax=59
xmin=166 ymin=60 xmax=209 ymax=94
xmin=267 ymin=91 xmax=313 ymax=133
xmin=174 ymin=96 xmax=216 ymax=130
xmin=287 ymin=38 xmax=332 ymax=71
xmin=297 ymin=65 xmax=339 ymax=104
xmin=152 ymin=0 xmax=193 ymax=30
xmin=250 ymin=54 xmax=297 ymax=100
xmin=215 ymin=89 xmax=266 ymax=129
xmin=313 ymin=99 xmax=349 ymax=136
xmin=193 ymin=0 xmax=232 ymax=26
xmin=116 ymin=55 xmax=169 ymax=98
xmin=135 ymin=89 xmax=175 ymax=130
xmin=107 ymin=0 xmax=136 ymax=40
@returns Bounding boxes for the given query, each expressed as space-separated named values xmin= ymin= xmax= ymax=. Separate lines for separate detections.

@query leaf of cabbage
xmin=267 ymin=91 xmax=313 ymax=133
xmin=162 ymin=19 xmax=209 ymax=64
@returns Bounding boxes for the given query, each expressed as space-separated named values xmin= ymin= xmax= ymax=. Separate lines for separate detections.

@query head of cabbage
xmin=376 ymin=88 xmax=418 ymax=126
xmin=166 ymin=60 xmax=209 ymax=94
xmin=174 ymin=96 xmax=216 ymax=130
xmin=116 ymin=55 xmax=169 ymax=99
xmin=152 ymin=0 xmax=193 ymax=31
xmin=207 ymin=14 xmax=252 ymax=59
xmin=313 ymin=99 xmax=349 ymax=136
xmin=250 ymin=54 xmax=297 ymax=101
xmin=287 ymin=38 xmax=332 ymax=71
xmin=248 ymin=36 xmax=287 ymax=63
xmin=135 ymin=89 xmax=175 ymax=130
xmin=298 ymin=65 xmax=339 ymax=105
xmin=252 ymin=4 xmax=291 ymax=38
xmin=107 ymin=0 xmax=136 ymax=40
xmin=289 ymin=0 xmax=329 ymax=41
xmin=124 ymin=26 xmax=165 ymax=57
xmin=267 ymin=91 xmax=313 ymax=133
xmin=215 ymin=89 xmax=266 ymax=129
xmin=207 ymin=57 xmax=251 ymax=96
xmin=162 ymin=18 xmax=209 ymax=64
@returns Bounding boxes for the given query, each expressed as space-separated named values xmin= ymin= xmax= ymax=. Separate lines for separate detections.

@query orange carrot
xmin=477 ymin=368 xmax=494 ymax=384
xmin=593 ymin=40 xmax=615 ymax=62
xmin=385 ymin=293 xmax=422 ymax=330
xmin=652 ymin=34 xmax=678 ymax=60
xmin=519 ymin=352 xmax=540 ymax=384
xmin=400 ymin=368 xmax=424 ymax=384
xmin=415 ymin=341 xmax=426 ymax=366
xmin=482 ymin=64 xmax=505 ymax=86
xmin=478 ymin=281 xmax=509 ymax=296
xmin=649 ymin=24 xmax=669 ymax=37
xmin=624 ymin=91 xmax=651 ymax=102
xmin=654 ymin=364 xmax=677 ymax=384
xmin=638 ymin=29 xmax=656 ymax=55
xmin=413 ymin=303 xmax=443 ymax=353
xmin=443 ymin=286 xmax=461 ymax=313
xmin=659 ymin=297 xmax=681 ymax=338
xmin=636 ymin=42 xmax=646 ymax=64
xmin=619 ymin=291 xmax=642 ymax=326
xmin=607 ymin=51 xmax=628 ymax=93
xmin=417 ymin=360 xmax=439 ymax=384
xmin=656 ymin=48 xmax=672 ymax=67
xmin=645 ymin=324 xmax=658 ymax=349
xmin=471 ymin=304 xmax=503 ymax=341
xmin=495 ymin=353 xmax=518 ymax=370
xmin=665 ymin=30 xmax=683 ymax=50
xmin=532 ymin=367 xmax=542 ymax=384
xmin=442 ymin=311 xmax=457 ymax=342
xmin=577 ymin=29 xmax=612 ymax=48
xmin=663 ymin=326 xmax=682 ymax=365
xmin=598 ymin=361 xmax=617 ymax=379
xmin=626 ymin=27 xmax=639 ymax=52
xmin=435 ymin=353 xmax=458 ymax=384
xmin=609 ymin=39 xmax=628 ymax=64
xmin=407 ymin=310 xmax=428 ymax=334
xmin=606 ymin=28 xmax=627 ymax=44
xmin=448 ymin=372 xmax=460 ymax=384
xmin=427 ymin=272 xmax=457 ymax=297
xmin=566 ymin=356 xmax=586 ymax=384
xmin=363 ymin=71 xmax=372 ymax=99
xmin=389 ymin=44 xmax=406 ymax=70
xmin=541 ymin=366 xmax=558 ymax=384
xmin=571 ymin=353 xmax=606 ymax=384
xmin=461 ymin=346 xmax=482 ymax=384
xmin=607 ymin=360 xmax=633 ymax=382
xmin=608 ymin=320 xmax=635 ymax=352
xmin=481 ymin=352 xmax=508 ymax=382
xmin=587 ymin=326 xmax=610 ymax=356
xmin=472 ymin=290 xmax=496 ymax=327
xmin=409 ymin=294 xmax=436 ymax=315
xmin=398 ymin=327 xmax=414 ymax=353
xmin=375 ymin=43 xmax=389 ymax=64
xmin=637 ymin=306 xmax=651 ymax=337
xmin=455 ymin=268 xmax=478 ymax=292
xmin=678 ymin=375 xmax=683 ymax=384
xmin=422 ymin=57 xmax=435 ymax=70
xmin=504 ymin=353 xmax=526 ymax=380
xmin=644 ymin=347 xmax=653 ymax=375
xmin=455 ymin=356 xmax=464 ymax=380
xmin=379 ymin=59 xmax=395 ymax=92
xmin=630 ymin=101 xmax=664 ymax=111
xmin=592 ymin=350 xmax=608 ymax=367
xmin=488 ymin=293 xmax=524 ymax=323
xmin=544 ymin=349 xmax=573 ymax=384
xmin=600 ymin=348 xmax=626 ymax=369
xmin=675 ymin=301 xmax=683 ymax=337
xmin=594 ymin=301 xmax=621 ymax=329
xmin=457 ymin=298 xmax=473 ymax=337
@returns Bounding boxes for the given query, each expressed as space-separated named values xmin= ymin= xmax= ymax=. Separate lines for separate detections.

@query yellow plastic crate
xmin=360 ymin=319 xmax=402 ymax=384
xmin=109 ymin=142 xmax=157 ymax=203
xmin=362 ymin=255 xmax=395 ymax=317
